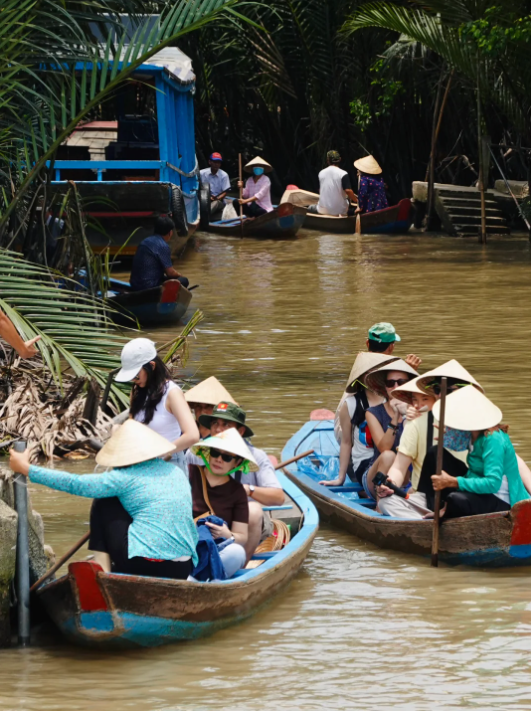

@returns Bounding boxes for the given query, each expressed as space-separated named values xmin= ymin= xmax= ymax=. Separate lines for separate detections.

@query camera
xmin=373 ymin=471 xmax=408 ymax=498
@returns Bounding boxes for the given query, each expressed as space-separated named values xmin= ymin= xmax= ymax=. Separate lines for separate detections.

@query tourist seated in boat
xmin=9 ymin=420 xmax=199 ymax=579
xmin=115 ymin=337 xmax=199 ymax=472
xmin=307 ymin=150 xmax=358 ymax=217
xmin=189 ymin=428 xmax=257 ymax=577
xmin=235 ymin=156 xmax=274 ymax=218
xmin=361 ymin=359 xmax=419 ymax=499
xmin=200 ymin=152 xmax=231 ymax=219
xmin=194 ymin=402 xmax=284 ymax=561
xmin=184 ymin=376 xmax=238 ymax=439
xmin=323 ymin=351 xmax=397 ymax=489
xmin=376 ymin=360 xmax=485 ymax=519
xmin=130 ymin=216 xmax=189 ymax=292
xmin=366 ymin=321 xmax=422 ymax=369
xmin=354 ymin=155 xmax=388 ymax=214
xmin=428 ymin=386 xmax=529 ymax=518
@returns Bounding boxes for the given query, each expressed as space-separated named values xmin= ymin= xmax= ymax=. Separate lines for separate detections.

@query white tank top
xmin=134 ymin=380 xmax=182 ymax=443
xmin=317 ymin=165 xmax=349 ymax=216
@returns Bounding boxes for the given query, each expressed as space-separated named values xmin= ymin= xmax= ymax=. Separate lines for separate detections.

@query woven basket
xmin=255 ymin=518 xmax=291 ymax=554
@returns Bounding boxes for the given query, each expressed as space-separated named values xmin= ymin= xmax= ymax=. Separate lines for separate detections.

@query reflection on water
xmin=3 ymin=232 xmax=531 ymax=710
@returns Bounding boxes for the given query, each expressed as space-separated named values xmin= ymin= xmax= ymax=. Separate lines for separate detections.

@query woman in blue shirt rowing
xmin=9 ymin=420 xmax=199 ymax=579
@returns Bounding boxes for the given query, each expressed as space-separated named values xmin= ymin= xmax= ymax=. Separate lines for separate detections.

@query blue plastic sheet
xmin=297 ymin=453 xmax=340 ymax=482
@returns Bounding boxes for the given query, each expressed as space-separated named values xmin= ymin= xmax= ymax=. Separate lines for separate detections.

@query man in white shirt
xmin=199 ymin=152 xmax=231 ymax=219
xmin=191 ymin=401 xmax=285 ymax=562
xmin=308 ymin=150 xmax=358 ymax=216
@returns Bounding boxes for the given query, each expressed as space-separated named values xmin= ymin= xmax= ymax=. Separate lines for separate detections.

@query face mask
xmin=253 ymin=167 xmax=265 ymax=176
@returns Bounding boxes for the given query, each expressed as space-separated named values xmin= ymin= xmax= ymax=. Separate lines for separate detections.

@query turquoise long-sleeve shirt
xmin=29 ymin=459 xmax=198 ymax=564
xmin=458 ymin=430 xmax=529 ymax=507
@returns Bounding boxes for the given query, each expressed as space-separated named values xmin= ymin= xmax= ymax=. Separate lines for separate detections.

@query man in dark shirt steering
xmin=130 ymin=216 xmax=189 ymax=292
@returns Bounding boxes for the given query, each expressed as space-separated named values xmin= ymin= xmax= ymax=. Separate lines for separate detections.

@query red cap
xmin=286 ymin=184 xmax=299 ymax=190
xmin=210 ymin=152 xmax=223 ymax=161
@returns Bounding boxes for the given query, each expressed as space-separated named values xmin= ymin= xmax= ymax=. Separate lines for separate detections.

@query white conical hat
xmin=96 ymin=419 xmax=176 ymax=468
xmin=244 ymin=156 xmax=273 ymax=174
xmin=392 ymin=376 xmax=427 ymax=404
xmin=353 ymin=155 xmax=382 ymax=175
xmin=417 ymin=359 xmax=484 ymax=393
xmin=345 ymin=352 xmax=398 ymax=393
xmin=191 ymin=427 xmax=257 ymax=465
xmin=433 ymin=385 xmax=502 ymax=431
xmin=184 ymin=376 xmax=238 ymax=406
xmin=365 ymin=359 xmax=419 ymax=398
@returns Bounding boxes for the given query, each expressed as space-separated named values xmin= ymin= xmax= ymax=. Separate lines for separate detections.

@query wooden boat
xmin=206 ymin=203 xmax=307 ymax=238
xmin=282 ymin=412 xmax=531 ymax=567
xmin=36 ymin=472 xmax=318 ymax=648
xmin=281 ymin=188 xmax=413 ymax=234
xmin=108 ymin=278 xmax=192 ymax=327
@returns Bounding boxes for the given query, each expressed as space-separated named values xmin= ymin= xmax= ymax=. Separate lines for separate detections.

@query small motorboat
xmin=281 ymin=188 xmax=414 ymax=234
xmin=206 ymin=203 xmax=307 ymax=238
xmin=282 ymin=411 xmax=531 ymax=567
xmin=36 ymin=472 xmax=318 ymax=648
xmin=107 ymin=278 xmax=192 ymax=327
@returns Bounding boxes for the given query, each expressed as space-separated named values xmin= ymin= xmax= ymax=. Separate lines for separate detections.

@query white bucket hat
xmin=191 ymin=427 xmax=257 ymax=466
xmin=96 ymin=419 xmax=176 ymax=467
xmin=184 ymin=376 xmax=238 ymax=406
xmin=433 ymin=385 xmax=502 ymax=431
xmin=345 ymin=352 xmax=398 ymax=393
xmin=115 ymin=338 xmax=157 ymax=382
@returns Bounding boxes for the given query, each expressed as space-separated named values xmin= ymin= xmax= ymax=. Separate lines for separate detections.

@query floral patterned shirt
xmin=358 ymin=175 xmax=388 ymax=213
xmin=29 ymin=459 xmax=198 ymax=564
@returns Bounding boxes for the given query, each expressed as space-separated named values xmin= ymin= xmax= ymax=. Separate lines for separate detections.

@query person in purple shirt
xmin=235 ymin=156 xmax=274 ymax=218
xmin=130 ymin=216 xmax=189 ymax=292
xmin=354 ymin=155 xmax=389 ymax=214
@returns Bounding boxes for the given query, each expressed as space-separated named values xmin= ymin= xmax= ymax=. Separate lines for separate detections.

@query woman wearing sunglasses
xmin=115 ymin=338 xmax=199 ymax=473
xmin=189 ymin=428 xmax=256 ymax=578
xmin=361 ymin=360 xmax=419 ymax=499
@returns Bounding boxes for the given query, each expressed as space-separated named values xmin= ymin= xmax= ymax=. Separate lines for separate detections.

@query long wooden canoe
xmin=282 ymin=414 xmax=531 ymax=567
xmin=36 ymin=472 xmax=318 ymax=648
xmin=206 ymin=203 xmax=307 ymax=238
xmin=303 ymin=199 xmax=413 ymax=234
xmin=108 ymin=278 xmax=192 ymax=327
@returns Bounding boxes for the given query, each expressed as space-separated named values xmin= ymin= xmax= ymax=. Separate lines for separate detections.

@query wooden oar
xmin=30 ymin=449 xmax=313 ymax=592
xmin=238 ymin=152 xmax=244 ymax=238
xmin=431 ymin=376 xmax=448 ymax=567
xmin=30 ymin=531 xmax=90 ymax=593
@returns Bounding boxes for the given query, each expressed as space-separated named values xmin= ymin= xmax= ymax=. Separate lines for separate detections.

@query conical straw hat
xmin=392 ymin=376 xmax=430 ymax=405
xmin=353 ymin=155 xmax=382 ymax=175
xmin=433 ymin=385 xmax=502 ymax=431
xmin=416 ymin=359 xmax=484 ymax=393
xmin=365 ymin=359 xmax=419 ymax=398
xmin=345 ymin=352 xmax=398 ymax=393
xmin=244 ymin=156 xmax=273 ymax=174
xmin=184 ymin=376 xmax=238 ymax=406
xmin=191 ymin=427 xmax=257 ymax=465
xmin=96 ymin=419 xmax=176 ymax=468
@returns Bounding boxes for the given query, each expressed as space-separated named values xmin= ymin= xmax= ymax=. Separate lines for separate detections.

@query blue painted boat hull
xmin=37 ymin=473 xmax=318 ymax=648
xmin=207 ymin=204 xmax=307 ymax=238
xmin=282 ymin=419 xmax=531 ymax=567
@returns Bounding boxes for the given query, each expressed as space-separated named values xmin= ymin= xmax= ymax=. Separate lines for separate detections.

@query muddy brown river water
xmin=3 ymin=231 xmax=531 ymax=710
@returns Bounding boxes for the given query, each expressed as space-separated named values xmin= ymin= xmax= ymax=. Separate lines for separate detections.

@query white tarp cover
xmin=142 ymin=47 xmax=195 ymax=84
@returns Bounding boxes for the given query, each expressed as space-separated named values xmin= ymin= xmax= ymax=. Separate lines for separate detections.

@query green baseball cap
xmin=368 ymin=322 xmax=401 ymax=344
xmin=198 ymin=401 xmax=254 ymax=438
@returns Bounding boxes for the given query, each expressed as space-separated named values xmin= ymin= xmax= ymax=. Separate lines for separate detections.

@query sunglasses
xmin=210 ymin=448 xmax=236 ymax=463
xmin=385 ymin=378 xmax=409 ymax=388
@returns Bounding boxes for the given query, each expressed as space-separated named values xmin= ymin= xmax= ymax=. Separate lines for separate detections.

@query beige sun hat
xmin=353 ymin=155 xmax=382 ymax=175
xmin=345 ymin=352 xmax=398 ymax=394
xmin=184 ymin=376 xmax=238 ymax=407
xmin=433 ymin=385 xmax=502 ymax=431
xmin=96 ymin=419 xmax=176 ymax=468
xmin=244 ymin=156 xmax=273 ymax=174
xmin=392 ymin=376 xmax=432 ymax=405
xmin=191 ymin=427 xmax=257 ymax=466
xmin=416 ymin=359 xmax=484 ymax=394
xmin=365 ymin=359 xmax=419 ymax=398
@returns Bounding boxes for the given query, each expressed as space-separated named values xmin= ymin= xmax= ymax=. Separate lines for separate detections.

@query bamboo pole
xmin=238 ymin=153 xmax=244 ymax=239
xmin=477 ymin=63 xmax=487 ymax=244
xmin=431 ymin=377 xmax=448 ymax=567
xmin=426 ymin=71 xmax=454 ymax=230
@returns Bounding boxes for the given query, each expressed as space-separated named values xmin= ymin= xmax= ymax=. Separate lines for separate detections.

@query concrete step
xmin=440 ymin=196 xmax=499 ymax=208
xmin=446 ymin=215 xmax=507 ymax=226
xmin=445 ymin=206 xmax=501 ymax=216
xmin=454 ymin=224 xmax=510 ymax=235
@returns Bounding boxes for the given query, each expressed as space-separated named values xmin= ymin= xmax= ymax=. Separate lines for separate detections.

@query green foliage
xmin=349 ymin=98 xmax=372 ymax=130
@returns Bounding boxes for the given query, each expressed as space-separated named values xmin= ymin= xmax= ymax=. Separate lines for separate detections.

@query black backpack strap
xmin=427 ymin=410 xmax=434 ymax=450
xmin=234 ymin=471 xmax=242 ymax=484
xmin=351 ymin=390 xmax=370 ymax=429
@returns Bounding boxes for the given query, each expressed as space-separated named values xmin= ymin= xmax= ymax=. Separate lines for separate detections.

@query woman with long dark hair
xmin=116 ymin=338 xmax=199 ymax=472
